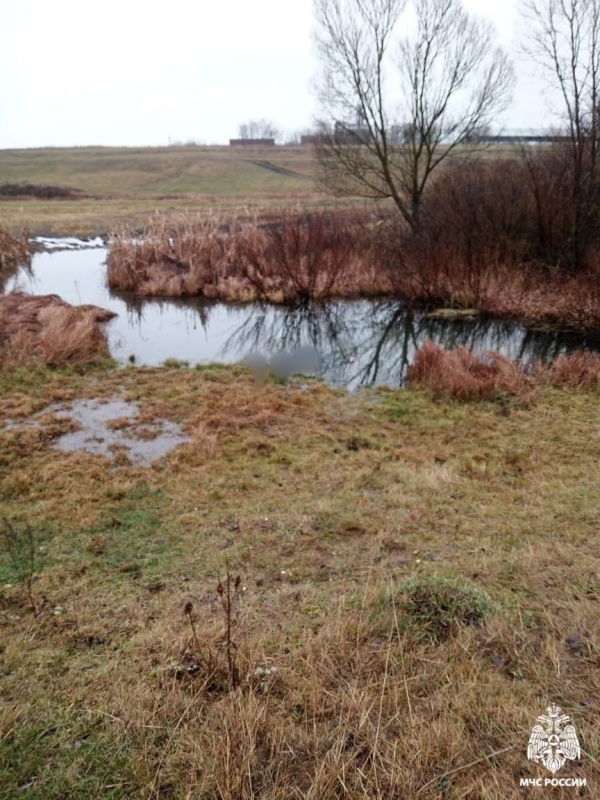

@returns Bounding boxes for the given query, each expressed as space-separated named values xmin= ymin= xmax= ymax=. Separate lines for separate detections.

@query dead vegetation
xmin=0 ymin=293 xmax=116 ymax=367
xmin=406 ymin=340 xmax=600 ymax=401
xmin=106 ymin=186 xmax=600 ymax=334
xmin=0 ymin=226 xmax=31 ymax=273
xmin=107 ymin=210 xmax=384 ymax=304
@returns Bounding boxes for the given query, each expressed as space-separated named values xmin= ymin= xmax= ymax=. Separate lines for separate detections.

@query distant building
xmin=300 ymin=133 xmax=329 ymax=145
xmin=229 ymin=138 xmax=276 ymax=147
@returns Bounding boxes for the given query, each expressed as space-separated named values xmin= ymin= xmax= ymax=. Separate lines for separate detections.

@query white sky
xmin=0 ymin=0 xmax=553 ymax=149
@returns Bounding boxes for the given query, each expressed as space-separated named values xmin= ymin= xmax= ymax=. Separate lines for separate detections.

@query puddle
xmin=6 ymin=245 xmax=600 ymax=389
xmin=52 ymin=399 xmax=190 ymax=466
xmin=2 ymin=398 xmax=191 ymax=466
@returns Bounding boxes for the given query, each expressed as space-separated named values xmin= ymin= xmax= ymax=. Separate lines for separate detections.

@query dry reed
xmin=0 ymin=226 xmax=31 ymax=272
xmin=107 ymin=211 xmax=382 ymax=304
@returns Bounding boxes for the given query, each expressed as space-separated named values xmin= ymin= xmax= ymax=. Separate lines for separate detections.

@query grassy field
xmin=1 ymin=363 xmax=599 ymax=798
xmin=0 ymin=146 xmax=331 ymax=237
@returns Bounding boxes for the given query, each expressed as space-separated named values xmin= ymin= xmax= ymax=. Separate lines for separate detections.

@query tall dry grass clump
xmin=0 ymin=293 xmax=116 ymax=367
xmin=541 ymin=349 xmax=600 ymax=389
xmin=406 ymin=341 xmax=600 ymax=401
xmin=405 ymin=341 xmax=530 ymax=401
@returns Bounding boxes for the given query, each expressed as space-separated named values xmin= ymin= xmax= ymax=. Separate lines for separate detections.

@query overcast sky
xmin=1 ymin=0 xmax=553 ymax=149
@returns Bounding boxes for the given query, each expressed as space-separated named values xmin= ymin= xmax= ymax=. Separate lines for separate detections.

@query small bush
xmin=406 ymin=341 xmax=600 ymax=401
xmin=405 ymin=340 xmax=529 ymax=401
xmin=235 ymin=210 xmax=369 ymax=304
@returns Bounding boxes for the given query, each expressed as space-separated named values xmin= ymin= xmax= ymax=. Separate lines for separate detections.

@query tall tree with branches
xmin=313 ymin=0 xmax=515 ymax=229
xmin=523 ymin=0 xmax=600 ymax=269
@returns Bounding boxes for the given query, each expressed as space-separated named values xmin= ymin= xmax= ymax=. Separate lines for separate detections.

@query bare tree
xmin=313 ymin=0 xmax=515 ymax=229
xmin=523 ymin=0 xmax=600 ymax=269
xmin=238 ymin=119 xmax=281 ymax=141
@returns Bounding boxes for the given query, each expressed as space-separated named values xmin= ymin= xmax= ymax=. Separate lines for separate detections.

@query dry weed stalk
xmin=217 ymin=568 xmax=242 ymax=691
xmin=182 ymin=567 xmax=243 ymax=693
xmin=183 ymin=600 xmax=216 ymax=678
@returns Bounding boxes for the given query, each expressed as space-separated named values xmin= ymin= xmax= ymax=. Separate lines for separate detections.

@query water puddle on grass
xmin=0 ymin=397 xmax=191 ymax=466
xmin=51 ymin=398 xmax=190 ymax=466
xmin=6 ymin=241 xmax=600 ymax=389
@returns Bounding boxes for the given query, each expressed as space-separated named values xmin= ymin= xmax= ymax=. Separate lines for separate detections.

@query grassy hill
xmin=0 ymin=145 xmax=326 ymax=236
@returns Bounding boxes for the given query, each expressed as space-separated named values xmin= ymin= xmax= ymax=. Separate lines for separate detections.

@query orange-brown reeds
xmin=234 ymin=209 xmax=375 ymax=304
xmin=405 ymin=341 xmax=600 ymax=401
xmin=107 ymin=211 xmax=381 ymax=305
xmin=107 ymin=214 xmax=238 ymax=298
xmin=405 ymin=341 xmax=530 ymax=401
xmin=0 ymin=293 xmax=116 ymax=367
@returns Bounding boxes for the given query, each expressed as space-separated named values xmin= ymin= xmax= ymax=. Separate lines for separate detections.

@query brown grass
xmin=2 ymin=365 xmax=600 ymax=797
xmin=405 ymin=341 xmax=531 ymax=401
xmin=4 ymin=142 xmax=600 ymax=794
xmin=0 ymin=293 xmax=116 ymax=367
xmin=106 ymin=202 xmax=600 ymax=337
xmin=406 ymin=341 xmax=600 ymax=401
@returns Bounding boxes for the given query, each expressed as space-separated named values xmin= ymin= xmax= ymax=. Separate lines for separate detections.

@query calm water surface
xmin=8 ymin=241 xmax=600 ymax=390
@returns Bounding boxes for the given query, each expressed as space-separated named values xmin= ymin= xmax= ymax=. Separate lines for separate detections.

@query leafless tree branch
xmin=313 ymin=0 xmax=515 ymax=228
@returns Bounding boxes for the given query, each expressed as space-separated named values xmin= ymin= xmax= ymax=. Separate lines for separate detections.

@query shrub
xmin=235 ymin=210 xmax=369 ymax=304
xmin=0 ymin=183 xmax=87 ymax=200
xmin=405 ymin=340 xmax=529 ymax=401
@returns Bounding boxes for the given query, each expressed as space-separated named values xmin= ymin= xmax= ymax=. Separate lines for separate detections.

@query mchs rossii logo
xmin=519 ymin=703 xmax=585 ymax=788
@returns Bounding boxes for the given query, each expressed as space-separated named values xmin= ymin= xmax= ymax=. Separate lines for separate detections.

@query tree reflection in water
xmin=220 ymin=300 xmax=600 ymax=390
